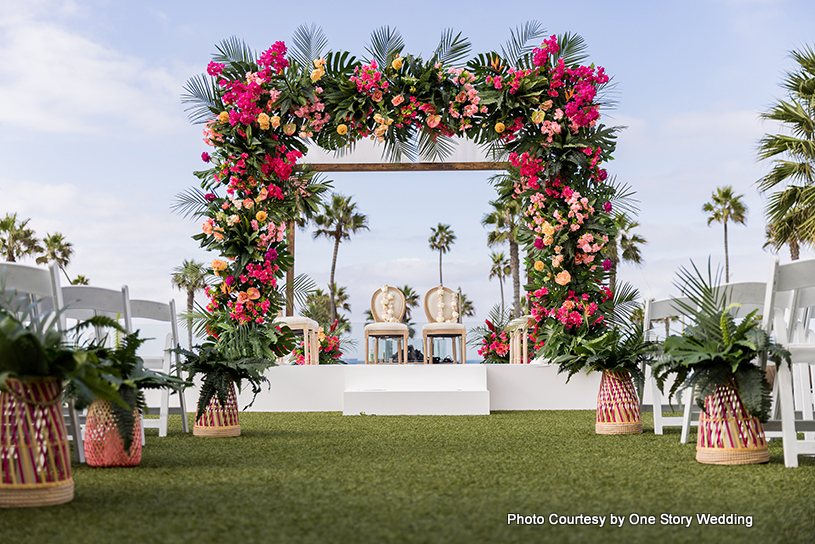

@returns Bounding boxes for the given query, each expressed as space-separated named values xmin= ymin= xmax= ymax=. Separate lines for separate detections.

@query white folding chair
xmin=129 ymin=298 xmax=190 ymax=435
xmin=643 ymin=295 xmax=695 ymax=437
xmin=0 ymin=262 xmax=86 ymax=463
xmin=760 ymin=256 xmax=815 ymax=467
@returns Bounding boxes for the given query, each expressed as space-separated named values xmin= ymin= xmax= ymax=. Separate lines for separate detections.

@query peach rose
xmin=494 ymin=122 xmax=506 ymax=133
xmin=372 ymin=90 xmax=384 ymax=102
xmin=257 ymin=112 xmax=270 ymax=130
xmin=246 ymin=287 xmax=261 ymax=300
xmin=555 ymin=270 xmax=571 ymax=286
xmin=391 ymin=94 xmax=404 ymax=106
xmin=218 ymin=111 xmax=229 ymax=123
xmin=337 ymin=124 xmax=348 ymax=135
xmin=534 ymin=260 xmax=545 ymax=272
xmin=256 ymin=211 xmax=268 ymax=222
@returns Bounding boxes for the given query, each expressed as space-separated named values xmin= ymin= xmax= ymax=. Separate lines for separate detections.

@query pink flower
xmin=391 ymin=94 xmax=404 ymax=106
xmin=201 ymin=152 xmax=211 ymax=162
xmin=207 ymin=62 xmax=225 ymax=76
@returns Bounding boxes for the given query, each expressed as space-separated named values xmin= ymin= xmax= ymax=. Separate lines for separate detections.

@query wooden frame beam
xmin=295 ymin=161 xmax=510 ymax=172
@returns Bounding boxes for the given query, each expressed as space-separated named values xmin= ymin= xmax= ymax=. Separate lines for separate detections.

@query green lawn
xmin=2 ymin=411 xmax=814 ymax=544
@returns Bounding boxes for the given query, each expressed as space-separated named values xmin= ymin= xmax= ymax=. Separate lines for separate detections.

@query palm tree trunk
xmin=60 ymin=266 xmax=71 ymax=283
xmin=499 ymin=275 xmax=505 ymax=316
xmin=286 ymin=219 xmax=295 ymax=316
xmin=790 ymin=239 xmax=800 ymax=261
xmin=509 ymin=239 xmax=520 ymax=318
xmin=439 ymin=251 xmax=443 ymax=286
xmin=186 ymin=288 xmax=195 ymax=348
xmin=329 ymin=230 xmax=340 ymax=323
xmin=723 ymin=221 xmax=730 ymax=283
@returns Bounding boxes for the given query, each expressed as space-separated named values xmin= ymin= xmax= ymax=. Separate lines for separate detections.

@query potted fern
xmin=551 ymin=283 xmax=656 ymax=434
xmin=79 ymin=331 xmax=190 ymax=467
xmin=175 ymin=316 xmax=294 ymax=437
xmin=652 ymin=262 xmax=790 ymax=465
xmin=0 ymin=284 xmax=125 ymax=507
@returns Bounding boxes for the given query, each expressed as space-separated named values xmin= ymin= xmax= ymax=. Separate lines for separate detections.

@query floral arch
xmin=182 ymin=24 xmax=621 ymax=360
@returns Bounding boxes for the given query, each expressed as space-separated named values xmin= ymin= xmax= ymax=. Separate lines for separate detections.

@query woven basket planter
xmin=0 ymin=377 xmax=73 ymax=508
xmin=83 ymin=399 xmax=142 ymax=467
xmin=193 ymin=380 xmax=241 ymax=437
xmin=596 ymin=370 xmax=643 ymax=434
xmin=696 ymin=381 xmax=769 ymax=465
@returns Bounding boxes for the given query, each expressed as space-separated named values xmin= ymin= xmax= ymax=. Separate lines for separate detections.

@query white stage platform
xmin=176 ymin=363 xmax=607 ymax=415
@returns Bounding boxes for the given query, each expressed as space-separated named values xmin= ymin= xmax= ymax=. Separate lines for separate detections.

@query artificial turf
xmin=1 ymin=411 xmax=814 ymax=544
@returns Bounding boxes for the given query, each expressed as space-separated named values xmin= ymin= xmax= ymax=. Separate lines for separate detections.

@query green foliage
xmin=652 ymin=261 xmax=790 ymax=422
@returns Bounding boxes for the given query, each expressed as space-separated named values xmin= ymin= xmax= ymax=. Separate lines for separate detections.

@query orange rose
xmin=495 ymin=122 xmax=506 ymax=133
xmin=256 ymin=211 xmax=268 ymax=222
xmin=555 ymin=270 xmax=571 ymax=286
xmin=336 ymin=124 xmax=348 ymax=135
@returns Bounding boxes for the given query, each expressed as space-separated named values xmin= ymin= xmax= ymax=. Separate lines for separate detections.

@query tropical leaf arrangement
xmin=651 ymin=262 xmax=791 ymax=422
xmin=174 ymin=317 xmax=295 ymax=420
xmin=550 ymin=281 xmax=656 ymax=393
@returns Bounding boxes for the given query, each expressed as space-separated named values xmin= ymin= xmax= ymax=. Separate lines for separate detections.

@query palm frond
xmin=417 ymin=130 xmax=456 ymax=162
xmin=212 ymin=36 xmax=256 ymax=65
xmin=324 ymin=50 xmax=358 ymax=78
xmin=364 ymin=26 xmax=405 ymax=68
xmin=500 ymin=21 xmax=546 ymax=67
xmin=556 ymin=32 xmax=589 ymax=67
xmin=289 ymin=24 xmax=329 ymax=70
xmin=181 ymin=73 xmax=219 ymax=125
xmin=280 ymin=273 xmax=317 ymax=308
xmin=606 ymin=176 xmax=640 ymax=217
xmin=172 ymin=187 xmax=211 ymax=220
xmin=609 ymin=281 xmax=640 ymax=326
xmin=433 ymin=29 xmax=471 ymax=67
xmin=382 ymin=131 xmax=419 ymax=163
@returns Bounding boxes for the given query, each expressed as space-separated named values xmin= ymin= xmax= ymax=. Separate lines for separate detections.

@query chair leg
xmin=452 ymin=338 xmax=457 ymax=364
xmin=778 ymin=361 xmax=800 ymax=467
xmin=403 ymin=333 xmax=409 ymax=364
xmin=680 ymin=387 xmax=694 ymax=444
xmin=365 ymin=332 xmax=370 ymax=364
xmin=67 ymin=401 xmax=85 ymax=464
xmin=423 ymin=333 xmax=429 ymax=364
xmin=462 ymin=332 xmax=466 ymax=364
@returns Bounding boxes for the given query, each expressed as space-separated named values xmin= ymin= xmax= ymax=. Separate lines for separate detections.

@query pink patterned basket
xmin=595 ymin=370 xmax=643 ymax=434
xmin=696 ymin=381 xmax=769 ymax=465
xmin=83 ymin=399 xmax=142 ymax=467
xmin=0 ymin=377 xmax=74 ymax=507
xmin=193 ymin=380 xmax=241 ymax=437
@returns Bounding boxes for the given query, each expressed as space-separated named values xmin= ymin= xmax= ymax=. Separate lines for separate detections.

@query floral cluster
xmin=379 ymin=285 xmax=397 ymax=322
xmin=294 ymin=321 xmax=343 ymax=364
xmin=477 ymin=320 xmax=510 ymax=364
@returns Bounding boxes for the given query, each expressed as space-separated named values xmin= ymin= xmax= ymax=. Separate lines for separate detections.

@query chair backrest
xmin=0 ymin=262 xmax=64 ymax=327
xmin=423 ymin=286 xmax=460 ymax=323
xmin=763 ymin=256 xmax=815 ymax=343
xmin=61 ymin=285 xmax=132 ymax=344
xmin=129 ymin=298 xmax=180 ymax=368
xmin=370 ymin=286 xmax=406 ymax=323
xmin=642 ymin=295 xmax=693 ymax=341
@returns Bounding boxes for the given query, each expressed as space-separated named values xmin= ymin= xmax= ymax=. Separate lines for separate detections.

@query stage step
xmin=343 ymin=365 xmax=490 ymax=415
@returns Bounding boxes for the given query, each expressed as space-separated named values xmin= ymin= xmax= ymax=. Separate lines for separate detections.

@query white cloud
xmin=0 ymin=9 xmax=186 ymax=134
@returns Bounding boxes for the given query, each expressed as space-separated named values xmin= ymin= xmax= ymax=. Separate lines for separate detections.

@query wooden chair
xmin=507 ymin=315 xmax=533 ymax=364
xmin=364 ymin=285 xmax=409 ymax=364
xmin=277 ymin=315 xmax=320 ymax=364
xmin=0 ymin=262 xmax=86 ymax=463
xmin=129 ymin=298 xmax=189 ymax=436
xmin=422 ymin=286 xmax=466 ymax=364
xmin=760 ymin=256 xmax=815 ymax=467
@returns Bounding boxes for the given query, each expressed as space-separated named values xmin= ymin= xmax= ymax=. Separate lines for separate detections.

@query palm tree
xmin=428 ymin=224 xmax=456 ymax=286
xmin=171 ymin=259 xmax=210 ymax=348
xmin=301 ymin=286 xmax=351 ymax=330
xmin=457 ymin=289 xmax=475 ymax=319
xmin=71 ymin=275 xmax=90 ymax=285
xmin=35 ymin=233 xmax=74 ymax=281
xmin=763 ymin=185 xmax=815 ymax=260
xmin=0 ymin=213 xmax=42 ymax=262
xmin=482 ymin=198 xmax=524 ymax=317
xmin=757 ymin=45 xmax=815 ymax=257
xmin=603 ymin=213 xmax=647 ymax=293
xmin=312 ymin=194 xmax=369 ymax=323
xmin=703 ymin=186 xmax=748 ymax=283
xmin=488 ymin=251 xmax=511 ymax=315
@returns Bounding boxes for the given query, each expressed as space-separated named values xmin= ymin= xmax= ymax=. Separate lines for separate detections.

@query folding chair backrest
xmin=61 ymin=285 xmax=132 ymax=343
xmin=0 ymin=262 xmax=64 ymax=326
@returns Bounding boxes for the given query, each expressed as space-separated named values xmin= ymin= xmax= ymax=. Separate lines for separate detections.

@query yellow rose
xmin=257 ymin=112 xmax=270 ymax=130
xmin=310 ymin=68 xmax=324 ymax=82
xmin=283 ymin=123 xmax=296 ymax=136
xmin=336 ymin=124 xmax=348 ymax=135
xmin=211 ymin=259 xmax=228 ymax=273
xmin=218 ymin=111 xmax=229 ymax=123
xmin=534 ymin=260 xmax=545 ymax=272
xmin=270 ymin=115 xmax=281 ymax=129
xmin=530 ymin=110 xmax=546 ymax=124
xmin=256 ymin=211 xmax=267 ymax=222
xmin=495 ymin=122 xmax=506 ymax=133
xmin=392 ymin=57 xmax=403 ymax=71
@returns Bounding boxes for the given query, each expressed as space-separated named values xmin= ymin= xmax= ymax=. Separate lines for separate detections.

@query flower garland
xmin=380 ymin=285 xmax=397 ymax=323
xmin=434 ymin=286 xmax=460 ymax=323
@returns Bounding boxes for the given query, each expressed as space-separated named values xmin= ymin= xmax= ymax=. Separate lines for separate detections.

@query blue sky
xmin=1 ymin=0 xmax=813 ymax=356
